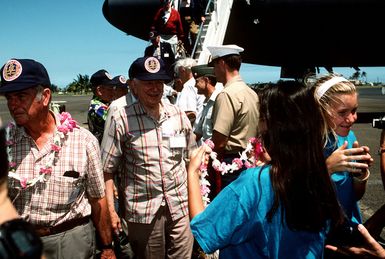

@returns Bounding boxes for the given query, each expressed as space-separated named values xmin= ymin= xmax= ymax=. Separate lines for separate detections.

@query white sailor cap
xmin=207 ymin=44 xmax=244 ymax=63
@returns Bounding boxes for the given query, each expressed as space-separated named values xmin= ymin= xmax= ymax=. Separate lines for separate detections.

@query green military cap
xmin=191 ymin=64 xmax=215 ymax=79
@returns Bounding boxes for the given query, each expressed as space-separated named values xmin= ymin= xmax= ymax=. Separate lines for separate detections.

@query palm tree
xmin=51 ymin=83 xmax=59 ymax=93
xmin=65 ymin=74 xmax=91 ymax=94
xmin=361 ymin=71 xmax=367 ymax=83
xmin=350 ymin=71 xmax=361 ymax=81
xmin=66 ymin=81 xmax=77 ymax=93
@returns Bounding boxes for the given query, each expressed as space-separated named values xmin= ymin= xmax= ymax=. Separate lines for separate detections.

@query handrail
xmin=191 ymin=0 xmax=233 ymax=64
xmin=191 ymin=0 xmax=214 ymax=58
xmin=177 ymin=0 xmax=233 ymax=64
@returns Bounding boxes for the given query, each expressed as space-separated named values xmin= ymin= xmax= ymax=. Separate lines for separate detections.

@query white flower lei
xmin=199 ymin=138 xmax=263 ymax=206
xmin=6 ymin=112 xmax=78 ymax=189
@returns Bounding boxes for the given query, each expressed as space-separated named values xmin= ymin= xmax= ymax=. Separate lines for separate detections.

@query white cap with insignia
xmin=207 ymin=44 xmax=244 ymax=60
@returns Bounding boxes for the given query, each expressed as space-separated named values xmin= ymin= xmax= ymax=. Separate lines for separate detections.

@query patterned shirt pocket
xmin=32 ymin=175 xmax=85 ymax=218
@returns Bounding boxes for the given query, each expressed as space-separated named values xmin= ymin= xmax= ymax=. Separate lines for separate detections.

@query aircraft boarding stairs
xmin=188 ymin=0 xmax=234 ymax=65
xmin=184 ymin=0 xmax=383 ymax=125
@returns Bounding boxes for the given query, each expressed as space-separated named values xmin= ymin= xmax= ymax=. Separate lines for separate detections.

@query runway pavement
xmin=0 ymin=94 xmax=92 ymax=128
xmin=1 ymin=87 xmax=385 ymax=230
xmin=350 ymin=87 xmax=385 ymax=225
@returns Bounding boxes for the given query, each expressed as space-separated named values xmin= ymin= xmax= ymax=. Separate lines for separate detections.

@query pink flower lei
xmin=199 ymin=138 xmax=263 ymax=206
xmin=6 ymin=112 xmax=78 ymax=189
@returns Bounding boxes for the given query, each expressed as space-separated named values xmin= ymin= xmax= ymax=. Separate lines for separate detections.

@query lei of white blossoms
xmin=6 ymin=112 xmax=78 ymax=189
xmin=199 ymin=138 xmax=263 ymax=206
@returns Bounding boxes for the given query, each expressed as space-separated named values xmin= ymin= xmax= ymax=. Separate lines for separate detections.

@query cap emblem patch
xmin=119 ymin=75 xmax=126 ymax=84
xmin=105 ymin=72 xmax=112 ymax=79
xmin=144 ymin=57 xmax=160 ymax=74
xmin=3 ymin=59 xmax=22 ymax=82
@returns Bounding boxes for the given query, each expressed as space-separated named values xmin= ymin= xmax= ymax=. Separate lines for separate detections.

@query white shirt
xmin=162 ymin=84 xmax=176 ymax=104
xmin=162 ymin=8 xmax=171 ymax=24
xmin=175 ymin=77 xmax=205 ymax=121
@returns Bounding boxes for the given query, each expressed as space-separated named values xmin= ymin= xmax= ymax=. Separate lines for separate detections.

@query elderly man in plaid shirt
xmin=101 ymin=56 xmax=196 ymax=258
xmin=0 ymin=59 xmax=115 ymax=259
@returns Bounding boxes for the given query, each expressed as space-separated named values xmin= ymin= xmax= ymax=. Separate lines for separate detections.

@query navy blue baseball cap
xmin=129 ymin=57 xmax=170 ymax=81
xmin=90 ymin=69 xmax=113 ymax=87
xmin=0 ymin=59 xmax=51 ymax=93
xmin=111 ymin=75 xmax=128 ymax=88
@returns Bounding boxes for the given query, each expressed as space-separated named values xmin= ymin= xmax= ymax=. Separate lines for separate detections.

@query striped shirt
xmin=101 ymin=102 xmax=196 ymax=224
xmin=8 ymin=113 xmax=105 ymax=226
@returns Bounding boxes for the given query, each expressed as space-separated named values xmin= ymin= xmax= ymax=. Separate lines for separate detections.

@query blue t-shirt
xmin=325 ymin=131 xmax=362 ymax=224
xmin=190 ymin=166 xmax=328 ymax=259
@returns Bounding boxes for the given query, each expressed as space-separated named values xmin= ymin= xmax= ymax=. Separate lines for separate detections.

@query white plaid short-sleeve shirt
xmin=102 ymin=102 xmax=197 ymax=224
xmin=8 ymin=113 xmax=105 ymax=226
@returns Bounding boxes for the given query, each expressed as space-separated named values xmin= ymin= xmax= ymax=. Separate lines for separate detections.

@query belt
xmin=34 ymin=216 xmax=90 ymax=237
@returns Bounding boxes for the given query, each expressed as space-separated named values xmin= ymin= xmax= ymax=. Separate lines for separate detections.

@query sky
xmin=2 ymin=1 xmax=385 ymax=88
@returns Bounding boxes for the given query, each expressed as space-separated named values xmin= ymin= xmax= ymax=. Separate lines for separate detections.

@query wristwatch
xmin=100 ymin=242 xmax=114 ymax=249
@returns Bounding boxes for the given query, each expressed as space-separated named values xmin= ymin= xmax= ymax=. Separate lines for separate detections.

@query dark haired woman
xmin=187 ymin=81 xmax=343 ymax=258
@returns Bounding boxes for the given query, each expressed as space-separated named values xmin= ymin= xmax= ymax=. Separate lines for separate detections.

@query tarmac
xmin=0 ymin=86 xmax=385 ymax=235
xmin=348 ymin=87 xmax=385 ymax=227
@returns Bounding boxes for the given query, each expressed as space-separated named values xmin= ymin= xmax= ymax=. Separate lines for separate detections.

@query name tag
xmin=164 ymin=53 xmax=169 ymax=57
xmin=162 ymin=128 xmax=174 ymax=138
xmin=170 ymin=135 xmax=186 ymax=148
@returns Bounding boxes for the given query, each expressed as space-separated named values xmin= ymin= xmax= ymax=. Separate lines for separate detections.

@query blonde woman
xmin=314 ymin=74 xmax=373 ymax=228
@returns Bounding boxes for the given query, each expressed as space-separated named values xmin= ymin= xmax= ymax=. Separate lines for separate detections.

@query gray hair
xmin=174 ymin=58 xmax=197 ymax=75
xmin=35 ymin=85 xmax=45 ymax=101
xmin=35 ymin=85 xmax=52 ymax=104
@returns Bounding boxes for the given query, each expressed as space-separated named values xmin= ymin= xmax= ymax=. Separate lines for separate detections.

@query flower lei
xmin=6 ymin=112 xmax=78 ymax=189
xmin=199 ymin=138 xmax=263 ymax=206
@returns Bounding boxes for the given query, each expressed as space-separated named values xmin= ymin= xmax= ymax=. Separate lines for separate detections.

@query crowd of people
xmin=1 ymin=2 xmax=385 ymax=258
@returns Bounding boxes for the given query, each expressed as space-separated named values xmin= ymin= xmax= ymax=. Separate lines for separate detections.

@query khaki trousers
xmin=41 ymin=220 xmax=95 ymax=259
xmin=126 ymin=204 xmax=193 ymax=259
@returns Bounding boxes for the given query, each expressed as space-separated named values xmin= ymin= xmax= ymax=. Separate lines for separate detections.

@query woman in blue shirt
xmin=188 ymin=81 xmax=344 ymax=258
xmin=314 ymin=74 xmax=373 ymax=226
